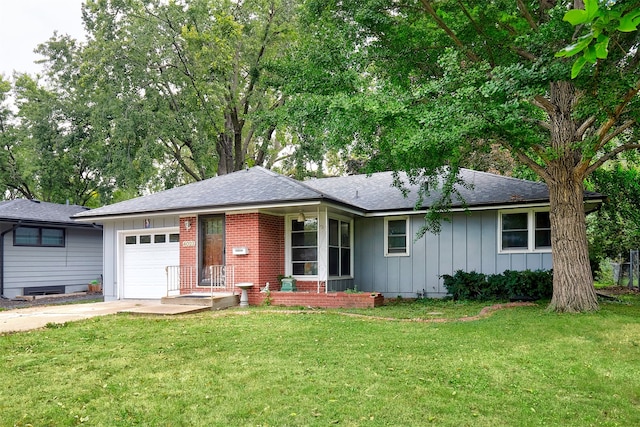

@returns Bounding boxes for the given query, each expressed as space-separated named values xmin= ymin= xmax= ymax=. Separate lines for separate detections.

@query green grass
xmin=1 ymin=297 xmax=639 ymax=426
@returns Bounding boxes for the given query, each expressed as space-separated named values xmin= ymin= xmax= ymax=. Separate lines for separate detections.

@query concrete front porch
xmin=160 ymin=293 xmax=240 ymax=310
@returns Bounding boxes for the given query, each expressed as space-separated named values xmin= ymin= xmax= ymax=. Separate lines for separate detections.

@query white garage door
xmin=122 ymin=230 xmax=180 ymax=299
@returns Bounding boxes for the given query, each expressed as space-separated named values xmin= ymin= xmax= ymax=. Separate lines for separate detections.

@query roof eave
xmin=73 ymin=198 xmax=331 ymax=222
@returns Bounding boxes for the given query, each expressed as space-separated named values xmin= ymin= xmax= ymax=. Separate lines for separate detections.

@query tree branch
xmin=511 ymin=47 xmax=537 ymax=62
xmin=597 ymin=79 xmax=640 ymax=143
xmin=512 ymin=149 xmax=552 ymax=182
xmin=516 ymin=0 xmax=538 ymax=30
xmin=586 ymin=143 xmax=640 ymax=176
xmin=599 ymin=119 xmax=635 ymax=147
xmin=532 ymin=95 xmax=555 ymax=115
xmin=575 ymin=115 xmax=596 ymax=139
xmin=419 ymin=0 xmax=480 ymax=62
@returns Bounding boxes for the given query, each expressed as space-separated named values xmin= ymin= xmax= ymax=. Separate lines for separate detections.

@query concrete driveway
xmin=0 ymin=300 xmax=208 ymax=334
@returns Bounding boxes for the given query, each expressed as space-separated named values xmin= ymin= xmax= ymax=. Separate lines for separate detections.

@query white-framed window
xmin=499 ymin=209 xmax=551 ymax=253
xmin=291 ymin=217 xmax=318 ymax=276
xmin=384 ymin=217 xmax=410 ymax=257
xmin=328 ymin=217 xmax=352 ymax=277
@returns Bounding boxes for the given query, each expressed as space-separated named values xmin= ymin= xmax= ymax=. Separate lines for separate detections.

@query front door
xmin=200 ymin=216 xmax=225 ymax=285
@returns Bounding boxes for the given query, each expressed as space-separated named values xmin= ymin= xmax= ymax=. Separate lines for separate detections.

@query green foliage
xmin=587 ymin=163 xmax=640 ymax=261
xmin=556 ymin=0 xmax=640 ymax=77
xmin=443 ymin=269 xmax=553 ymax=301
xmin=2 ymin=0 xmax=303 ymax=201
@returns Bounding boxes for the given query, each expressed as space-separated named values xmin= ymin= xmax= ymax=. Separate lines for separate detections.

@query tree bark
xmin=544 ymin=81 xmax=599 ymax=312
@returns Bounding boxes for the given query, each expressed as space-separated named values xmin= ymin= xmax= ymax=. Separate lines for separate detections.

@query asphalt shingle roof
xmin=73 ymin=166 xmax=603 ymax=220
xmin=0 ymin=199 xmax=92 ymax=226
xmin=74 ymin=167 xmax=327 ymax=218
xmin=304 ymin=169 xmax=568 ymax=212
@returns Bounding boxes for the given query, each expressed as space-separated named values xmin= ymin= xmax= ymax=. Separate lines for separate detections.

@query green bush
xmin=443 ymin=269 xmax=553 ymax=301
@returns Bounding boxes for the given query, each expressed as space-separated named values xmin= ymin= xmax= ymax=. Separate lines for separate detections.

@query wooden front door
xmin=201 ymin=216 xmax=224 ymax=285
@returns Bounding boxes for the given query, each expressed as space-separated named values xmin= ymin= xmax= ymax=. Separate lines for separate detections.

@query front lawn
xmin=1 ymin=296 xmax=639 ymax=426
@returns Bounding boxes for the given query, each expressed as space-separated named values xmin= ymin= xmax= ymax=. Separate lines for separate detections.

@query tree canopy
xmin=281 ymin=0 xmax=640 ymax=311
xmin=0 ymin=0 xmax=302 ymax=205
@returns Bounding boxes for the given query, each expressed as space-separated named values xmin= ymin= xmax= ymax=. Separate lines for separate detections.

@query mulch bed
xmin=596 ymin=286 xmax=640 ymax=297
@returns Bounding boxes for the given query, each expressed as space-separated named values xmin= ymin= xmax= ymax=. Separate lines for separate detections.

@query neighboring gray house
xmin=73 ymin=167 xmax=603 ymax=303
xmin=0 ymin=199 xmax=103 ymax=299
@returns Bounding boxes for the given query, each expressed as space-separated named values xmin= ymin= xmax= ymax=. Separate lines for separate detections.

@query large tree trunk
xmin=547 ymin=175 xmax=598 ymax=312
xmin=545 ymin=81 xmax=599 ymax=312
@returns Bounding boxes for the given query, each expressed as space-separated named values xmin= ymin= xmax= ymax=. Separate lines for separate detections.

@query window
xmin=535 ymin=212 xmax=551 ymax=249
xmin=501 ymin=213 xmax=528 ymax=250
xmin=384 ymin=217 xmax=409 ymax=256
xmin=154 ymin=234 xmax=166 ymax=243
xmin=14 ymin=226 xmax=65 ymax=247
xmin=169 ymin=233 xmax=180 ymax=243
xmin=291 ymin=218 xmax=318 ymax=275
xmin=329 ymin=218 xmax=351 ymax=277
xmin=139 ymin=235 xmax=151 ymax=244
xmin=125 ymin=236 xmax=137 ymax=245
xmin=499 ymin=210 xmax=551 ymax=252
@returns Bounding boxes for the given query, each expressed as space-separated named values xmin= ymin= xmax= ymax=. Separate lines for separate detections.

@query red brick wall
xmin=225 ymin=213 xmax=284 ymax=305
xmin=179 ymin=216 xmax=197 ymax=270
xmin=178 ymin=217 xmax=197 ymax=294
xmin=295 ymin=280 xmax=326 ymax=293
xmin=225 ymin=213 xmax=260 ymax=287
xmin=260 ymin=292 xmax=384 ymax=308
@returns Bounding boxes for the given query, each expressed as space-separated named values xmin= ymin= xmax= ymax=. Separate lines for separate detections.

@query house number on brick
xmin=182 ymin=240 xmax=196 ymax=247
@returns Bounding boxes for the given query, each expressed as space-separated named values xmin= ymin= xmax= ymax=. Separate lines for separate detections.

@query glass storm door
xmin=200 ymin=216 xmax=224 ymax=285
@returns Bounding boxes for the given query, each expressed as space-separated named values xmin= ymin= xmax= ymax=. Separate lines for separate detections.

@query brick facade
xmin=179 ymin=217 xmax=197 ymax=265
xmin=179 ymin=217 xmax=198 ymax=294
xmin=177 ymin=212 xmax=376 ymax=308
xmin=224 ymin=212 xmax=284 ymax=305
xmin=261 ymin=291 xmax=384 ymax=308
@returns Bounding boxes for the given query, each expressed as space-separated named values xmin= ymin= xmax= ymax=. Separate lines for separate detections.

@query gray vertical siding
xmin=102 ymin=215 xmax=180 ymax=301
xmin=2 ymin=226 xmax=103 ymax=299
xmin=354 ymin=211 xmax=553 ymax=298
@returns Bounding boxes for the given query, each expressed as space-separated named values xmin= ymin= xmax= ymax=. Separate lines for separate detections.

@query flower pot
xmin=280 ymin=277 xmax=297 ymax=292
xmin=88 ymin=284 xmax=102 ymax=294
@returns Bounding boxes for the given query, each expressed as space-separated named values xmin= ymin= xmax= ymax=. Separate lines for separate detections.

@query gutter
xmin=0 ymin=221 xmax=22 ymax=299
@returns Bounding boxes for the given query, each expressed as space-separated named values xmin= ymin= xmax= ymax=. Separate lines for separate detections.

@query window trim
xmin=498 ymin=209 xmax=552 ymax=254
xmin=13 ymin=226 xmax=66 ymax=247
xmin=328 ymin=216 xmax=353 ymax=279
xmin=384 ymin=216 xmax=410 ymax=257
xmin=288 ymin=215 xmax=319 ymax=278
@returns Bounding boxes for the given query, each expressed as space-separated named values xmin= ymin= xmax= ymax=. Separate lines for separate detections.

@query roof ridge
xmin=460 ymin=168 xmax=547 ymax=186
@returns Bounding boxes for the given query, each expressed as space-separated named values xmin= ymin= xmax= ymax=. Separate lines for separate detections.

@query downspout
xmin=0 ymin=221 xmax=22 ymax=299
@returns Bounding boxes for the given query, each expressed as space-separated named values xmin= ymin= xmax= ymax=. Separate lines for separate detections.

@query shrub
xmin=443 ymin=269 xmax=553 ymax=301
xmin=441 ymin=270 xmax=491 ymax=301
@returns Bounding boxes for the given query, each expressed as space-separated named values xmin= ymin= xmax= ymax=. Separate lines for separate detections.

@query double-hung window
xmin=384 ymin=217 xmax=410 ymax=256
xmin=291 ymin=218 xmax=318 ymax=275
xmin=499 ymin=210 xmax=551 ymax=252
xmin=329 ymin=218 xmax=351 ymax=277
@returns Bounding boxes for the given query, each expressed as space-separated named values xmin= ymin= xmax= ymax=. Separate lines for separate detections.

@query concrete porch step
xmin=161 ymin=294 xmax=239 ymax=310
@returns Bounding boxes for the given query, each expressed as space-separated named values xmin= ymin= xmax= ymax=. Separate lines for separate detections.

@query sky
xmin=0 ymin=0 xmax=86 ymax=78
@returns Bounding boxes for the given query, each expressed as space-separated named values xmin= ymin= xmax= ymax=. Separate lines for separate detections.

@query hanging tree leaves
xmin=286 ymin=0 xmax=640 ymax=312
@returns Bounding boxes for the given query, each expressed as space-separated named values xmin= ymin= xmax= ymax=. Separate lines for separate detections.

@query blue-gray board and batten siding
xmin=353 ymin=211 xmax=553 ymax=298
xmin=2 ymin=227 xmax=103 ymax=299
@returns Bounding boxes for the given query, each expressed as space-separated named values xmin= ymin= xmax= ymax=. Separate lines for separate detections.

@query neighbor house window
xmin=499 ymin=210 xmax=551 ymax=252
xmin=291 ymin=218 xmax=318 ymax=275
xmin=329 ymin=218 xmax=351 ymax=277
xmin=384 ymin=217 xmax=410 ymax=256
xmin=14 ymin=226 xmax=65 ymax=247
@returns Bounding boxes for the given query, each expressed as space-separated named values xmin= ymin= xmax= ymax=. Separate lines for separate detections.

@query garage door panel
xmin=122 ymin=231 xmax=179 ymax=299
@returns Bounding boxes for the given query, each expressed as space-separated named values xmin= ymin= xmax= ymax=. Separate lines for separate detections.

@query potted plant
xmin=88 ymin=279 xmax=102 ymax=294
xmin=279 ymin=275 xmax=297 ymax=292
